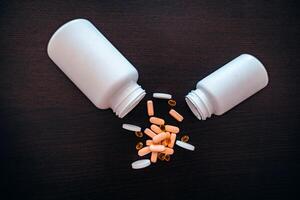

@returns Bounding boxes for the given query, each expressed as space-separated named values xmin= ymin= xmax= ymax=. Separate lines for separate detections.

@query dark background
xmin=1 ymin=0 xmax=299 ymax=199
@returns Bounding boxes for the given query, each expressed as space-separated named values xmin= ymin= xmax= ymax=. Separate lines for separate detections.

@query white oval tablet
xmin=131 ymin=159 xmax=151 ymax=169
xmin=175 ymin=140 xmax=195 ymax=151
xmin=153 ymin=93 xmax=172 ymax=99
xmin=122 ymin=124 xmax=141 ymax=132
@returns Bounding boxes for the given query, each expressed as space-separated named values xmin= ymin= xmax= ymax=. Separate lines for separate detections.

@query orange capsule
xmin=165 ymin=125 xmax=180 ymax=134
xmin=146 ymin=140 xmax=154 ymax=146
xmin=162 ymin=147 xmax=174 ymax=155
xmin=168 ymin=133 xmax=176 ymax=148
xmin=153 ymin=132 xmax=169 ymax=143
xmin=150 ymin=124 xmax=162 ymax=134
xmin=149 ymin=144 xmax=166 ymax=152
xmin=147 ymin=100 xmax=154 ymax=116
xmin=151 ymin=152 xmax=158 ymax=163
xmin=138 ymin=146 xmax=151 ymax=156
xmin=169 ymin=109 xmax=184 ymax=122
xmin=149 ymin=117 xmax=165 ymax=126
xmin=144 ymin=128 xmax=157 ymax=138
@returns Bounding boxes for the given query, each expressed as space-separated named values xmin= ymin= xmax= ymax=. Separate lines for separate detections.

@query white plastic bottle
xmin=185 ymin=54 xmax=269 ymax=120
xmin=47 ymin=19 xmax=146 ymax=118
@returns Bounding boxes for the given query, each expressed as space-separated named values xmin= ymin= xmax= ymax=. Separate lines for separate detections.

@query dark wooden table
xmin=1 ymin=1 xmax=299 ymax=199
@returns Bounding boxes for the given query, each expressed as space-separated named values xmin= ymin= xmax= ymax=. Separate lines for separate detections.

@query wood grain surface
xmin=1 ymin=0 xmax=299 ymax=199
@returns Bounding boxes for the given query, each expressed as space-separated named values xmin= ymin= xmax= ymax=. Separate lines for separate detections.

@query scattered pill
xmin=153 ymin=93 xmax=172 ymax=99
xmin=169 ymin=109 xmax=184 ymax=122
xmin=150 ymin=124 xmax=162 ymax=134
xmin=162 ymin=147 xmax=174 ymax=155
xmin=165 ymin=125 xmax=180 ymax=134
xmin=181 ymin=135 xmax=189 ymax=142
xmin=151 ymin=152 xmax=158 ymax=163
xmin=149 ymin=144 xmax=166 ymax=152
xmin=149 ymin=117 xmax=165 ymax=125
xmin=168 ymin=133 xmax=176 ymax=148
xmin=131 ymin=159 xmax=151 ymax=169
xmin=158 ymin=153 xmax=166 ymax=161
xmin=138 ymin=146 xmax=151 ymax=156
xmin=135 ymin=131 xmax=143 ymax=138
xmin=136 ymin=142 xmax=143 ymax=150
xmin=146 ymin=140 xmax=154 ymax=146
xmin=176 ymin=140 xmax=195 ymax=151
xmin=153 ymin=132 xmax=169 ymax=143
xmin=147 ymin=100 xmax=154 ymax=116
xmin=168 ymin=99 xmax=176 ymax=106
xmin=122 ymin=124 xmax=141 ymax=132
xmin=144 ymin=128 xmax=157 ymax=138
xmin=164 ymin=154 xmax=170 ymax=161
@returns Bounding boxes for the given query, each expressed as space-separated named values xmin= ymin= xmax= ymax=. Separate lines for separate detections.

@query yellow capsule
xmin=168 ymin=99 xmax=176 ymax=107
xmin=158 ymin=153 xmax=166 ymax=161
xmin=164 ymin=154 xmax=170 ymax=161
xmin=181 ymin=135 xmax=189 ymax=142
xmin=135 ymin=131 xmax=143 ymax=138
xmin=135 ymin=142 xmax=143 ymax=150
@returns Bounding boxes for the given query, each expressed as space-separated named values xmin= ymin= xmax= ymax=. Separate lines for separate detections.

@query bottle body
xmin=47 ymin=19 xmax=145 ymax=118
xmin=186 ymin=54 xmax=269 ymax=120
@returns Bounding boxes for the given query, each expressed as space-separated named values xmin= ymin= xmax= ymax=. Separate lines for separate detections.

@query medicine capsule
xmin=149 ymin=117 xmax=165 ymax=125
xmin=144 ymin=128 xmax=157 ymax=138
xmin=147 ymin=100 xmax=154 ymax=116
xmin=153 ymin=132 xmax=169 ymax=143
xmin=169 ymin=109 xmax=184 ymax=122
xmin=150 ymin=124 xmax=162 ymax=134
xmin=168 ymin=133 xmax=176 ymax=148
xmin=168 ymin=99 xmax=176 ymax=107
xmin=165 ymin=125 xmax=180 ymax=134
xmin=135 ymin=131 xmax=143 ymax=138
xmin=162 ymin=147 xmax=174 ymax=155
xmin=164 ymin=154 xmax=170 ymax=161
xmin=151 ymin=152 xmax=158 ymax=163
xmin=146 ymin=140 xmax=154 ymax=146
xmin=181 ymin=135 xmax=189 ymax=142
xmin=158 ymin=153 xmax=166 ymax=161
xmin=135 ymin=142 xmax=143 ymax=150
xmin=149 ymin=144 xmax=166 ymax=152
xmin=138 ymin=146 xmax=151 ymax=156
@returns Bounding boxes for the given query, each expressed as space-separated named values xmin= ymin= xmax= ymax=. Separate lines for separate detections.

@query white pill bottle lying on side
xmin=47 ymin=19 xmax=146 ymax=118
xmin=186 ymin=54 xmax=269 ymax=120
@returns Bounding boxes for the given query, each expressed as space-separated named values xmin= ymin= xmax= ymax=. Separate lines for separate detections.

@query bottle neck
xmin=110 ymin=81 xmax=146 ymax=118
xmin=185 ymin=88 xmax=214 ymax=120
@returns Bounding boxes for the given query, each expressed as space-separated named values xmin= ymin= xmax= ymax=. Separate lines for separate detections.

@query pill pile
xmin=122 ymin=93 xmax=195 ymax=169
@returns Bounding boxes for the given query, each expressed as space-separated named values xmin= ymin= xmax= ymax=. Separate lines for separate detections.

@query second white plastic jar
xmin=185 ymin=54 xmax=269 ymax=120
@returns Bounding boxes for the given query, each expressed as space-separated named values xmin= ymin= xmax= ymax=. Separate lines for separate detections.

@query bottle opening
xmin=111 ymin=82 xmax=146 ymax=118
xmin=185 ymin=89 xmax=213 ymax=120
